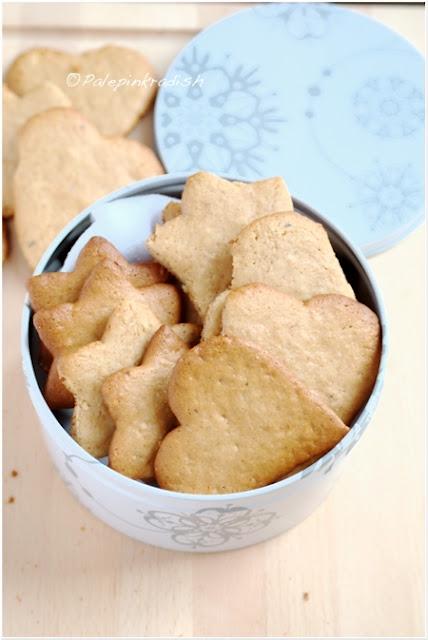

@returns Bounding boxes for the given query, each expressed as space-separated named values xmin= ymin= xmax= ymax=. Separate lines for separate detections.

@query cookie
xmin=43 ymin=290 xmax=179 ymax=409
xmin=34 ymin=259 xmax=179 ymax=355
xmin=221 ymin=285 xmax=380 ymax=423
xmin=28 ymin=235 xmax=167 ymax=312
xmin=57 ymin=297 xmax=164 ymax=457
xmin=201 ymin=290 xmax=229 ymax=340
xmin=3 ymin=82 xmax=71 ymax=217
xmin=14 ymin=108 xmax=163 ymax=268
xmin=231 ymin=211 xmax=355 ymax=300
xmin=6 ymin=45 xmax=157 ymax=137
xmin=154 ymin=336 xmax=349 ymax=494
xmin=103 ymin=323 xmax=200 ymax=479
xmin=34 ymin=259 xmax=180 ymax=408
xmin=147 ymin=172 xmax=293 ymax=318
xmin=43 ymin=284 xmax=178 ymax=409
xmin=162 ymin=201 xmax=181 ymax=222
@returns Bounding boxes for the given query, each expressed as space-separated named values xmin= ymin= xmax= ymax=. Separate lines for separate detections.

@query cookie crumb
xmin=11 ymin=469 xmax=18 ymax=477
xmin=7 ymin=496 xmax=15 ymax=504
xmin=303 ymin=591 xmax=309 ymax=601
xmin=80 ymin=526 xmax=86 ymax=532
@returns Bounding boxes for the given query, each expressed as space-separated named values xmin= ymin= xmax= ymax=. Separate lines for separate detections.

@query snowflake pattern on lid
xmin=254 ymin=2 xmax=332 ymax=39
xmin=352 ymin=162 xmax=423 ymax=231
xmin=353 ymin=76 xmax=424 ymax=138
xmin=159 ymin=48 xmax=284 ymax=177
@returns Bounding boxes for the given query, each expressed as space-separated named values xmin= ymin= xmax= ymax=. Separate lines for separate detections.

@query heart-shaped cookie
xmin=231 ymin=211 xmax=355 ymax=300
xmin=6 ymin=45 xmax=157 ymax=137
xmin=3 ymin=82 xmax=70 ymax=217
xmin=221 ymin=284 xmax=381 ymax=423
xmin=14 ymin=108 xmax=163 ymax=268
xmin=154 ymin=336 xmax=349 ymax=494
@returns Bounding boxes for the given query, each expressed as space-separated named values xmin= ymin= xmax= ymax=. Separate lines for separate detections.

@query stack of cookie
xmin=3 ymin=45 xmax=164 ymax=267
xmin=29 ymin=172 xmax=381 ymax=495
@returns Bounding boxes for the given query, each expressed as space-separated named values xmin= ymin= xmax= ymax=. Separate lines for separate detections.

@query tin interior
xmin=26 ymin=179 xmax=384 ymax=479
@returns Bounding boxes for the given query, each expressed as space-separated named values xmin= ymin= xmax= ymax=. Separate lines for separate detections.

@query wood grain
xmin=2 ymin=3 xmax=425 ymax=637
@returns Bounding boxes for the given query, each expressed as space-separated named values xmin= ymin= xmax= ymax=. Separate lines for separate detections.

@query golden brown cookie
xmin=147 ymin=172 xmax=292 ymax=318
xmin=34 ymin=259 xmax=180 ymax=408
xmin=14 ymin=108 xmax=163 ymax=268
xmin=57 ymin=298 xmax=164 ymax=457
xmin=28 ymin=235 xmax=167 ymax=312
xmin=103 ymin=323 xmax=200 ymax=479
xmin=221 ymin=284 xmax=380 ymax=423
xmin=231 ymin=211 xmax=355 ymax=300
xmin=6 ymin=45 xmax=157 ymax=137
xmin=3 ymin=82 xmax=71 ymax=217
xmin=154 ymin=336 xmax=349 ymax=494
xmin=34 ymin=259 xmax=179 ymax=356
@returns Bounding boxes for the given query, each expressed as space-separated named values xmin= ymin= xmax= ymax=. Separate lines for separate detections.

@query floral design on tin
xmin=158 ymin=47 xmax=284 ymax=177
xmin=352 ymin=162 xmax=423 ymax=230
xmin=254 ymin=3 xmax=332 ymax=39
xmin=353 ymin=76 xmax=424 ymax=138
xmin=138 ymin=505 xmax=277 ymax=548
xmin=61 ymin=453 xmax=278 ymax=546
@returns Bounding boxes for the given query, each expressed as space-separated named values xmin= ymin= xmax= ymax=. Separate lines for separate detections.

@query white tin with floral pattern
xmin=21 ymin=174 xmax=388 ymax=552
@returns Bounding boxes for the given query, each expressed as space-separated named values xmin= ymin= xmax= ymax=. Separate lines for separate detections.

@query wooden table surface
xmin=2 ymin=4 xmax=425 ymax=638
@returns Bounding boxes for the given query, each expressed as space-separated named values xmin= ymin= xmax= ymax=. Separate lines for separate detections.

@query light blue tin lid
xmin=154 ymin=3 xmax=424 ymax=256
